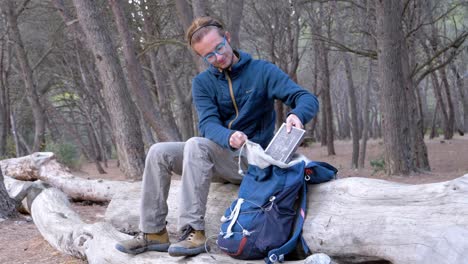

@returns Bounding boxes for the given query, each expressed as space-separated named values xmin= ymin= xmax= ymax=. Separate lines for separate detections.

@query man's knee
xmin=184 ymin=137 xmax=213 ymax=156
xmin=146 ymin=143 xmax=169 ymax=163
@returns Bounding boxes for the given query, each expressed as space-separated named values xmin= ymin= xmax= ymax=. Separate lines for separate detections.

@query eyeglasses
xmin=202 ymin=36 xmax=227 ymax=64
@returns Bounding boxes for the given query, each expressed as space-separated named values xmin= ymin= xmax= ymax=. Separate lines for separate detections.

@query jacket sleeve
xmin=192 ymin=76 xmax=234 ymax=149
xmin=263 ymin=63 xmax=319 ymax=124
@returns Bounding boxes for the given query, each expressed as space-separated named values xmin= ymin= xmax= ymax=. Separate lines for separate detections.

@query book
xmin=265 ymin=123 xmax=306 ymax=163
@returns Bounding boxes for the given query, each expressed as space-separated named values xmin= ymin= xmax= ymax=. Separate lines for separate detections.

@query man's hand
xmin=286 ymin=114 xmax=304 ymax=133
xmin=229 ymin=131 xmax=248 ymax=149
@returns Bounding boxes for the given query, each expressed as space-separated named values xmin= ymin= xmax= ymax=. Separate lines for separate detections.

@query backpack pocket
xmin=217 ymin=208 xmax=266 ymax=260
xmin=255 ymin=201 xmax=296 ymax=253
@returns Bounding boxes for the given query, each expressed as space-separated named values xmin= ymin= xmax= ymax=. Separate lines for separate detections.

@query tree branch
xmin=412 ymin=30 xmax=468 ymax=84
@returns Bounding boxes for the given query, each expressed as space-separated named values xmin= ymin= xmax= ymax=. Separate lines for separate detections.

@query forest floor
xmin=1 ymin=135 xmax=467 ymax=264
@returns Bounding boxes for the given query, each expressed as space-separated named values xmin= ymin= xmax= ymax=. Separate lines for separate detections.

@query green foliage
xmin=370 ymin=157 xmax=386 ymax=174
xmin=45 ymin=141 xmax=82 ymax=169
xmin=0 ymin=136 xmax=18 ymax=160
xmin=301 ymin=137 xmax=315 ymax=148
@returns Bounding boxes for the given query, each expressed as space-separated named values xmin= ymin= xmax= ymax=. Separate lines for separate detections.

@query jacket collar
xmin=208 ymin=50 xmax=252 ymax=79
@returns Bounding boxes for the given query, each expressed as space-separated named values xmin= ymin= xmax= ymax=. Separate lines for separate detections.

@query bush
xmin=370 ymin=158 xmax=385 ymax=174
xmin=45 ymin=141 xmax=81 ymax=169
xmin=0 ymin=136 xmax=19 ymax=160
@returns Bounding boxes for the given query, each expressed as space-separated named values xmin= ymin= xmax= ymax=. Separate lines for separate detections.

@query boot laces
xmin=178 ymin=226 xmax=195 ymax=242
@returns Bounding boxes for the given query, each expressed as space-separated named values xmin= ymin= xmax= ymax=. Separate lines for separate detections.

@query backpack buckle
xmin=269 ymin=254 xmax=278 ymax=263
xmin=268 ymin=253 xmax=284 ymax=263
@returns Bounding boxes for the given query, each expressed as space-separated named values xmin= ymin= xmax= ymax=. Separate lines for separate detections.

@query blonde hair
xmin=186 ymin=16 xmax=225 ymax=47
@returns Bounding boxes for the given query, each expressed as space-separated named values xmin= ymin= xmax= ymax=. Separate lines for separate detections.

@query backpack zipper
xmin=225 ymin=71 xmax=239 ymax=129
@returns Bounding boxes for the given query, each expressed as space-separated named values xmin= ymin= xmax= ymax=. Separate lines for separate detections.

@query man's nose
xmin=215 ymin=53 xmax=223 ymax=60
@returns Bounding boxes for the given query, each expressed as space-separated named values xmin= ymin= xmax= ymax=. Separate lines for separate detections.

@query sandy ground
xmin=1 ymin=135 xmax=467 ymax=264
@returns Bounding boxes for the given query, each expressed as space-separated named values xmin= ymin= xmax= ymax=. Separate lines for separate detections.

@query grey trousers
xmin=139 ymin=137 xmax=244 ymax=233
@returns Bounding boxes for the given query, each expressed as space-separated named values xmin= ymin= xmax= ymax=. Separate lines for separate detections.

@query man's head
xmin=186 ymin=16 xmax=238 ymax=70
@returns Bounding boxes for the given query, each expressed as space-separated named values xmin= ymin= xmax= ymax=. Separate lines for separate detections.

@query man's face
xmin=192 ymin=29 xmax=234 ymax=70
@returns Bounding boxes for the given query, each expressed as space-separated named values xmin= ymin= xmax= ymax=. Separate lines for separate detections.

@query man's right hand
xmin=229 ymin=131 xmax=248 ymax=149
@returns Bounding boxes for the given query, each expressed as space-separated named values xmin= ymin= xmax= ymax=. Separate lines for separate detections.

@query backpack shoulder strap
xmin=265 ymin=180 xmax=310 ymax=263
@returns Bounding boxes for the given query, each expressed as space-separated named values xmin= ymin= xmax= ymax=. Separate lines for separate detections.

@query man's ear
xmin=225 ymin=31 xmax=232 ymax=44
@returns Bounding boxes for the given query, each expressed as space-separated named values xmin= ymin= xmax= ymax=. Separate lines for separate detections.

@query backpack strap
xmin=265 ymin=180 xmax=310 ymax=263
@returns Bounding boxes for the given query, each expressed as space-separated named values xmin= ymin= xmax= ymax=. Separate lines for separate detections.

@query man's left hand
xmin=286 ymin=114 xmax=303 ymax=133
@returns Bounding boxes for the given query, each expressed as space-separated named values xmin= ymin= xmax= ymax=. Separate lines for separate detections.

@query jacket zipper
xmin=225 ymin=71 xmax=239 ymax=129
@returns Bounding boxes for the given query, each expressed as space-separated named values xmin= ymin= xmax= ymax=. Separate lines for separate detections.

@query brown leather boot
xmin=168 ymin=226 xmax=208 ymax=257
xmin=115 ymin=228 xmax=170 ymax=254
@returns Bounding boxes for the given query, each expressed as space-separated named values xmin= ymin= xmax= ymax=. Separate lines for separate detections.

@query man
xmin=115 ymin=16 xmax=319 ymax=257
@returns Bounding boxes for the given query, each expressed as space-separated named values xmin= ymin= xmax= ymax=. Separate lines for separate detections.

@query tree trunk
xmin=192 ymin=0 xmax=207 ymax=17
xmin=439 ymin=67 xmax=455 ymax=139
xmin=400 ymin=30 xmax=430 ymax=171
xmin=226 ymin=0 xmax=244 ymax=49
xmin=310 ymin=4 xmax=335 ymax=155
xmin=359 ymin=59 xmax=373 ymax=168
xmin=430 ymin=101 xmax=440 ymax=139
xmin=174 ymin=0 xmax=205 ymax=72
xmin=376 ymin=0 xmax=423 ymax=174
xmin=72 ymin=0 xmax=145 ymax=179
xmin=0 ymin=167 xmax=17 ymax=218
xmin=450 ymin=64 xmax=468 ymax=133
xmin=158 ymin=46 xmax=194 ymax=140
xmin=4 ymin=0 xmax=46 ymax=153
xmin=109 ymin=0 xmax=179 ymax=142
xmin=140 ymin=5 xmax=181 ymax=140
xmin=10 ymin=111 xmax=22 ymax=157
xmin=334 ymin=1 xmax=359 ymax=167
xmin=0 ymin=38 xmax=11 ymax=157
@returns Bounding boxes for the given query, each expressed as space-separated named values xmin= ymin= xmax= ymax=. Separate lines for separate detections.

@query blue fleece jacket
xmin=192 ymin=50 xmax=319 ymax=149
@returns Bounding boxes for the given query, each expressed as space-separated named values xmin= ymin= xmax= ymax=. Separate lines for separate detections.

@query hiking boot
xmin=168 ymin=226 xmax=209 ymax=257
xmin=115 ymin=229 xmax=170 ymax=254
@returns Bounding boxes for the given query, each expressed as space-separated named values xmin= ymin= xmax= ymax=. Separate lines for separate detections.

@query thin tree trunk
xmin=359 ymin=59 xmax=373 ymax=168
xmin=175 ymin=0 xmax=205 ymax=72
xmin=401 ymin=31 xmax=430 ymax=171
xmin=424 ymin=0 xmax=455 ymax=139
xmin=9 ymin=112 xmax=20 ymax=157
xmin=72 ymin=0 xmax=145 ymax=179
xmin=109 ymin=0 xmax=180 ymax=142
xmin=426 ymin=66 xmax=453 ymax=138
xmin=5 ymin=0 xmax=46 ymax=152
xmin=450 ymin=64 xmax=468 ymax=133
xmin=439 ymin=67 xmax=455 ymax=139
xmin=334 ymin=1 xmax=359 ymax=167
xmin=0 ymin=38 xmax=11 ymax=157
xmin=309 ymin=4 xmax=335 ymax=155
xmin=226 ymin=0 xmax=244 ymax=49
xmin=430 ymin=101 xmax=440 ymax=139
xmin=158 ymin=46 xmax=194 ymax=140
xmin=192 ymin=0 xmax=207 ymax=17
xmin=140 ymin=5 xmax=180 ymax=139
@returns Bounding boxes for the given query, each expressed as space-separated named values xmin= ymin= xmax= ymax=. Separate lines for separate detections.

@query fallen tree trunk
xmin=106 ymin=175 xmax=468 ymax=264
xmin=3 ymin=153 xmax=468 ymax=263
xmin=30 ymin=187 xmax=305 ymax=264
xmin=1 ymin=152 xmax=138 ymax=202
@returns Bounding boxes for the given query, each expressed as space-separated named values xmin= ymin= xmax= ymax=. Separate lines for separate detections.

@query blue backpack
xmin=216 ymin=142 xmax=337 ymax=263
